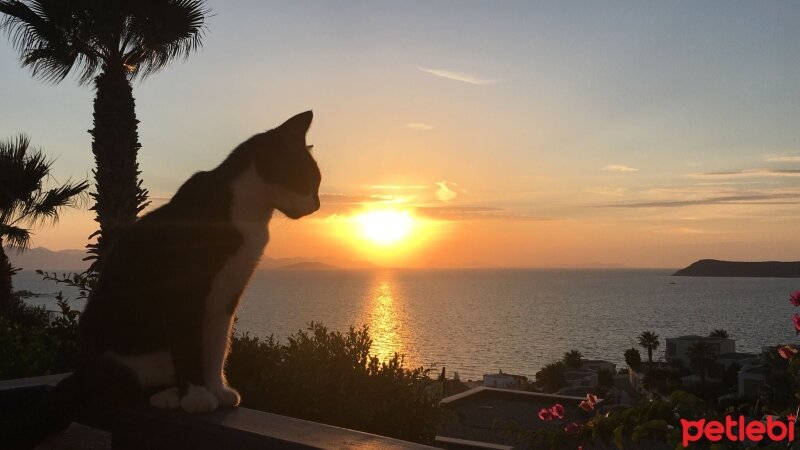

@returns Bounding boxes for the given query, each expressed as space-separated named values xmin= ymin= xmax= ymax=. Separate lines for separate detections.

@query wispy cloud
xmin=688 ymin=169 xmax=800 ymax=178
xmin=419 ymin=68 xmax=498 ymax=85
xmin=765 ymin=154 xmax=800 ymax=162
xmin=435 ymin=181 xmax=459 ymax=202
xmin=368 ymin=185 xmax=429 ymax=190
xmin=405 ymin=122 xmax=434 ymax=130
xmin=597 ymin=193 xmax=798 ymax=208
xmin=602 ymin=164 xmax=639 ymax=172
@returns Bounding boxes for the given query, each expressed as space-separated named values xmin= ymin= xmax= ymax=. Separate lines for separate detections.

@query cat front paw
xmin=150 ymin=387 xmax=180 ymax=409
xmin=180 ymin=385 xmax=219 ymax=413
xmin=211 ymin=386 xmax=241 ymax=407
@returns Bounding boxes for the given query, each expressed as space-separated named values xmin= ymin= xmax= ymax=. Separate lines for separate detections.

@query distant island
xmin=673 ymin=259 xmax=800 ymax=278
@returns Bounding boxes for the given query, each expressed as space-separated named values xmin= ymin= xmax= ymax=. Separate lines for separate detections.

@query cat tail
xmin=1 ymin=371 xmax=86 ymax=450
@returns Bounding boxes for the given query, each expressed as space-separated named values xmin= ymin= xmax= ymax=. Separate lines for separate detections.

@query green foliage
xmin=562 ymin=349 xmax=583 ymax=368
xmin=625 ymin=347 xmax=643 ymax=372
xmin=709 ymin=329 xmax=729 ymax=338
xmin=535 ymin=361 xmax=566 ymax=393
xmin=226 ymin=322 xmax=442 ymax=444
xmin=0 ymin=292 xmax=81 ymax=379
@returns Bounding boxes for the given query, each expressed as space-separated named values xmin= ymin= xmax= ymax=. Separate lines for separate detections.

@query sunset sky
xmin=2 ymin=1 xmax=799 ymax=268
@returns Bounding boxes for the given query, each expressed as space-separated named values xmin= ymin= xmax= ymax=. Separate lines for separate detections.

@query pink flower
xmin=538 ymin=407 xmax=553 ymax=421
xmin=793 ymin=314 xmax=800 ymax=335
xmin=564 ymin=422 xmax=580 ymax=435
xmin=791 ymin=290 xmax=800 ymax=306
xmin=550 ymin=403 xmax=565 ymax=419
xmin=778 ymin=345 xmax=798 ymax=360
xmin=579 ymin=393 xmax=602 ymax=411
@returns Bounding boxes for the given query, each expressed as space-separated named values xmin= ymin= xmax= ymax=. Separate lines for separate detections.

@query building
xmin=580 ymin=359 xmax=616 ymax=374
xmin=563 ymin=368 xmax=597 ymax=388
xmin=665 ymin=335 xmax=736 ymax=367
xmin=437 ymin=387 xmax=587 ymax=448
xmin=482 ymin=371 xmax=528 ymax=390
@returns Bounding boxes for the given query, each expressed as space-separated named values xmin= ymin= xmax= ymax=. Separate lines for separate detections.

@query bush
xmin=226 ymin=322 xmax=442 ymax=443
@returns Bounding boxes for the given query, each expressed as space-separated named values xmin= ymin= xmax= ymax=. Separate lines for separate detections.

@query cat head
xmin=252 ymin=111 xmax=321 ymax=219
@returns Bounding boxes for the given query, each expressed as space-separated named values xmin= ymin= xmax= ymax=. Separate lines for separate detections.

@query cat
xmin=7 ymin=111 xmax=320 ymax=448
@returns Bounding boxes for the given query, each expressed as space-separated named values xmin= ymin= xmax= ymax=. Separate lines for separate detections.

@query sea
xmin=13 ymin=268 xmax=799 ymax=382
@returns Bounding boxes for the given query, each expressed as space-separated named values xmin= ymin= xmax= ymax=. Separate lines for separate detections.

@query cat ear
xmin=278 ymin=111 xmax=313 ymax=141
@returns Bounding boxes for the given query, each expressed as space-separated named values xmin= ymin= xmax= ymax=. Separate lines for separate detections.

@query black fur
xmin=10 ymin=111 xmax=320 ymax=448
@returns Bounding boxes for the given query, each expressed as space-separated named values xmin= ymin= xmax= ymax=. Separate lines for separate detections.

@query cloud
xmin=435 ymin=181 xmax=459 ymax=202
xmin=413 ymin=206 xmax=552 ymax=221
xmin=405 ymin=123 xmax=434 ymax=130
xmin=368 ymin=184 xmax=429 ymax=190
xmin=602 ymin=164 xmax=639 ymax=172
xmin=766 ymin=154 xmax=800 ymax=162
xmin=419 ymin=68 xmax=498 ymax=85
xmin=597 ymin=193 xmax=799 ymax=208
xmin=688 ymin=168 xmax=800 ymax=179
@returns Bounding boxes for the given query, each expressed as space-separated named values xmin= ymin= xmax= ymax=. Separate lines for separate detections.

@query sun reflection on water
xmin=362 ymin=276 xmax=405 ymax=363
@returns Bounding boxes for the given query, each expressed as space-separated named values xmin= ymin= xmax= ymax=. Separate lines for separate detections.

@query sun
xmin=355 ymin=210 xmax=414 ymax=246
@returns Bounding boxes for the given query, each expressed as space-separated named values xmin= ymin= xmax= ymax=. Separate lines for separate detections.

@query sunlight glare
xmin=356 ymin=210 xmax=414 ymax=246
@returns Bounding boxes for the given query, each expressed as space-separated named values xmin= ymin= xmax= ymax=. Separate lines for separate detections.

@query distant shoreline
xmin=674 ymin=259 xmax=800 ymax=278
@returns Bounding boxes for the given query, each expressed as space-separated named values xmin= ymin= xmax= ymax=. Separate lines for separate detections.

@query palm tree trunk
xmin=0 ymin=239 xmax=15 ymax=316
xmin=88 ymin=63 xmax=149 ymax=270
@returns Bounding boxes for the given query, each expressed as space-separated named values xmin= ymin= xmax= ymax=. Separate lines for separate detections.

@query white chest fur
xmin=203 ymin=165 xmax=272 ymax=388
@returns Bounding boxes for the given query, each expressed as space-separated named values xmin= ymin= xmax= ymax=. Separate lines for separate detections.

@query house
xmin=563 ymin=368 xmax=597 ymax=388
xmin=437 ymin=387 xmax=587 ymax=448
xmin=580 ymin=359 xmax=616 ymax=374
xmin=738 ymin=363 xmax=766 ymax=398
xmin=665 ymin=335 xmax=736 ymax=367
xmin=482 ymin=371 xmax=528 ymax=389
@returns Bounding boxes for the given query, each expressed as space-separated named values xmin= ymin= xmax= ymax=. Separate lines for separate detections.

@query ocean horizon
xmin=14 ymin=268 xmax=798 ymax=381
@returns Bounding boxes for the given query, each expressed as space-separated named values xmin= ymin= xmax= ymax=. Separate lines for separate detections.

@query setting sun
xmin=355 ymin=210 xmax=414 ymax=246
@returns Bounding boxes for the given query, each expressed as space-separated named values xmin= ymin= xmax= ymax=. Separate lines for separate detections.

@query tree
xmin=709 ymin=329 xmax=729 ymax=338
xmin=563 ymin=349 xmax=583 ymax=368
xmin=686 ymin=342 xmax=717 ymax=385
xmin=0 ymin=135 xmax=88 ymax=314
xmin=637 ymin=331 xmax=660 ymax=367
xmin=624 ymin=347 xmax=642 ymax=373
xmin=0 ymin=0 xmax=208 ymax=268
xmin=535 ymin=361 xmax=566 ymax=393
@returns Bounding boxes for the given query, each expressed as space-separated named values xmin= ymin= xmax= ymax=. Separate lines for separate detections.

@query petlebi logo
xmin=680 ymin=414 xmax=796 ymax=447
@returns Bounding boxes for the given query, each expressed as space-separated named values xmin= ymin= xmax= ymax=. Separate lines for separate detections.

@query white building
xmin=483 ymin=371 xmax=528 ymax=389
xmin=665 ymin=335 xmax=736 ymax=367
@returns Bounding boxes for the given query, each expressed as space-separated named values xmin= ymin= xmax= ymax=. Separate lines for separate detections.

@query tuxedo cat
xmin=81 ymin=110 xmax=320 ymax=413
xmin=7 ymin=111 xmax=320 ymax=448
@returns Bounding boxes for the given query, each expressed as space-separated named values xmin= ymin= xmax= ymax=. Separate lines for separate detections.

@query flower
xmin=579 ymin=393 xmax=602 ymax=411
xmin=564 ymin=422 xmax=580 ymax=435
xmin=793 ymin=314 xmax=800 ymax=335
xmin=550 ymin=403 xmax=565 ymax=419
xmin=791 ymin=290 xmax=800 ymax=306
xmin=538 ymin=407 xmax=553 ymax=421
xmin=778 ymin=345 xmax=798 ymax=360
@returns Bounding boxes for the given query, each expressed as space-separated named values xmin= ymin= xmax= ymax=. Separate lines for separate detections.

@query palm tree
xmin=0 ymin=0 xmax=208 ymax=268
xmin=686 ymin=342 xmax=717 ymax=385
xmin=563 ymin=349 xmax=583 ymax=368
xmin=709 ymin=329 xmax=729 ymax=338
xmin=637 ymin=331 xmax=660 ymax=367
xmin=0 ymin=134 xmax=88 ymax=314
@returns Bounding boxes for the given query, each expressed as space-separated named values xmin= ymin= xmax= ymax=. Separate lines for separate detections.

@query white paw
xmin=211 ymin=386 xmax=241 ymax=407
xmin=180 ymin=385 xmax=219 ymax=413
xmin=150 ymin=387 xmax=180 ymax=410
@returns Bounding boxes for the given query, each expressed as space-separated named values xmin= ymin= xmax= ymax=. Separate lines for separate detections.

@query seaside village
xmin=435 ymin=332 xmax=770 ymax=449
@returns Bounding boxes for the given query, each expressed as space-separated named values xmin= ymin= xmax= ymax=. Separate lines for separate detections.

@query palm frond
xmin=28 ymin=178 xmax=89 ymax=224
xmin=123 ymin=0 xmax=208 ymax=79
xmin=0 ymin=223 xmax=30 ymax=251
xmin=0 ymin=0 xmax=103 ymax=84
